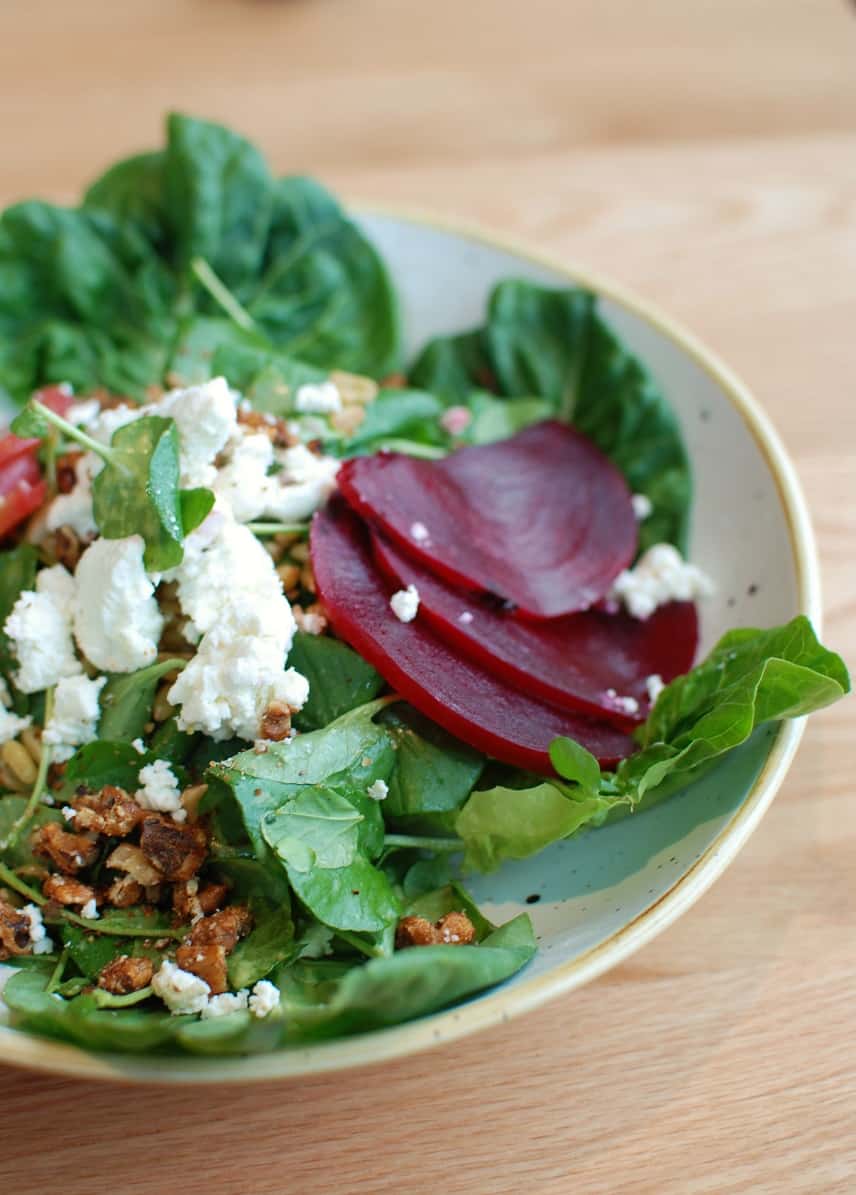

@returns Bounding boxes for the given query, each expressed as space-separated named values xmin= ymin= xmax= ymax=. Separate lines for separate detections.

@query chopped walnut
xmin=43 ymin=526 xmax=87 ymax=572
xmin=97 ymin=954 xmax=154 ymax=995
xmin=187 ymin=906 xmax=253 ymax=954
xmin=106 ymin=843 xmax=163 ymax=888
xmin=139 ymin=815 xmax=207 ymax=882
xmin=104 ymin=874 xmax=144 ymax=908
xmin=236 ymin=406 xmax=296 ymax=447
xmin=0 ymin=898 xmax=33 ymax=960
xmin=55 ymin=451 xmax=82 ymax=494
xmin=180 ymin=783 xmax=208 ymax=821
xmin=42 ymin=874 xmax=96 ymax=907
xmin=258 ymin=700 xmax=292 ymax=742
xmin=395 ymin=910 xmax=476 ymax=949
xmin=173 ymin=879 xmax=229 ymax=923
xmin=32 ymin=823 xmax=100 ymax=875
xmin=72 ymin=786 xmax=143 ymax=837
xmin=175 ymin=942 xmax=228 ymax=995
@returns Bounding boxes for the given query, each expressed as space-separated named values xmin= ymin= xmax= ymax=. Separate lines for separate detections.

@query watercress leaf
xmin=0 ymin=798 xmax=62 ymax=868
xmin=456 ymin=782 xmax=615 ymax=872
xmin=287 ymin=856 xmax=401 ymax=934
xmin=617 ymin=615 xmax=851 ymax=801
xmin=260 ymin=786 xmax=363 ymax=873
xmin=98 ymin=658 xmax=187 ymax=743
xmin=179 ymin=486 xmax=215 ymax=533
xmin=92 ymin=415 xmax=185 ymax=570
xmin=548 ymin=737 xmax=601 ymax=793
xmin=9 ymin=405 xmax=49 ymax=438
xmin=276 ymin=914 xmax=535 ymax=1040
xmin=289 ymin=632 xmax=385 ymax=732
xmin=401 ymin=855 xmax=453 ymax=899
xmin=379 ymin=704 xmax=484 ymax=817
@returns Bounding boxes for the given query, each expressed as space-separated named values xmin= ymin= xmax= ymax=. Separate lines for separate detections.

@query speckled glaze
xmin=0 ymin=211 xmax=820 ymax=1082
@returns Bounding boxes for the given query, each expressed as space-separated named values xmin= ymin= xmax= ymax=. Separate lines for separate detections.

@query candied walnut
xmin=55 ymin=451 xmax=82 ymax=494
xmin=175 ymin=943 xmax=228 ymax=995
xmin=97 ymin=954 xmax=154 ymax=995
xmin=43 ymin=526 xmax=87 ymax=572
xmin=106 ymin=843 xmax=163 ymax=887
xmin=172 ymin=879 xmax=229 ymax=923
xmin=104 ymin=874 xmax=144 ymax=908
xmin=42 ymin=874 xmax=95 ymax=907
xmin=72 ymin=785 xmax=143 ymax=837
xmin=0 ymin=899 xmax=32 ymax=960
xmin=187 ymin=906 xmax=252 ymax=954
xmin=236 ymin=406 xmax=295 ymax=446
xmin=435 ymin=911 xmax=476 ymax=945
xmin=139 ymin=815 xmax=207 ymax=882
xmin=180 ymin=783 xmax=208 ymax=821
xmin=258 ymin=700 xmax=292 ymax=742
xmin=395 ymin=916 xmax=438 ymax=949
xmin=32 ymin=823 xmax=100 ymax=875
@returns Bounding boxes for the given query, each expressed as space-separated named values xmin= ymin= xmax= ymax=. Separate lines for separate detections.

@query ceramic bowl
xmin=0 ymin=210 xmax=820 ymax=1082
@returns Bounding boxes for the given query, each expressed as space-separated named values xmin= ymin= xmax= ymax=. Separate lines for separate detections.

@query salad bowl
xmin=0 ymin=205 xmax=821 ymax=1083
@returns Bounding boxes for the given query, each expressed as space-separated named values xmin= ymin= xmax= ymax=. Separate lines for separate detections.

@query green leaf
xmin=209 ymin=342 xmax=326 ymax=416
xmin=92 ymin=415 xmax=185 ymax=570
xmin=9 ymin=405 xmax=49 ymax=438
xmin=410 ymin=327 xmax=493 ymax=399
xmin=98 ymin=658 xmax=186 ymax=743
xmin=261 ymin=786 xmax=364 ymax=873
xmin=0 ymin=797 xmax=62 ymax=868
xmin=148 ymin=716 xmax=199 ymax=767
xmin=379 ymin=705 xmax=484 ymax=817
xmin=616 ymin=615 xmax=851 ymax=802
xmin=216 ymin=858 xmax=296 ymax=989
xmin=289 ymin=632 xmax=385 ymax=732
xmin=83 ymin=151 xmax=170 ymax=250
xmin=345 ymin=389 xmax=446 ymax=454
xmin=179 ymin=486 xmax=215 ymax=533
xmin=56 ymin=740 xmax=147 ymax=800
xmin=287 ymin=855 xmax=401 ymax=934
xmin=548 ymin=737 xmax=601 ymax=793
xmin=405 ymin=882 xmax=495 ymax=941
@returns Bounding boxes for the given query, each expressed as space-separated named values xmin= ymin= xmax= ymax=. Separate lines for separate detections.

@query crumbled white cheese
xmin=61 ymin=805 xmax=76 ymax=822
xmin=610 ymin=544 xmax=714 ymax=620
xmin=157 ymin=376 xmax=238 ymax=488
xmin=248 ymin=979 xmax=281 ymax=1018
xmin=645 ymin=674 xmax=665 ymax=704
xmin=631 ymin=493 xmax=653 ymax=521
xmin=410 ymin=521 xmax=430 ymax=543
xmin=262 ymin=445 xmax=340 ymax=524
xmin=66 ymin=399 xmax=102 ymax=428
xmin=152 ymin=960 xmax=211 ymax=1016
xmin=201 ymin=990 xmax=250 ymax=1019
xmin=0 ymin=707 xmax=32 ymax=745
xmin=4 ymin=564 xmax=81 ymax=693
xmin=73 ymin=536 xmax=163 ymax=672
xmin=86 ymin=403 xmax=143 ymax=445
xmin=390 ymin=585 xmax=420 ymax=623
xmin=604 ymin=688 xmax=640 ymax=716
xmin=366 ymin=779 xmax=389 ymax=802
xmin=213 ymin=431 xmax=275 ymax=523
xmin=135 ymin=759 xmax=186 ymax=822
xmin=45 ymin=453 xmax=99 ymax=540
xmin=131 ymin=737 xmax=146 ymax=755
xmin=43 ymin=674 xmax=107 ymax=763
xmin=22 ymin=904 xmax=54 ymax=956
xmin=459 ymin=611 xmax=474 ymax=625
xmin=294 ymin=381 xmax=342 ymax=415
xmin=297 ymin=922 xmax=335 ymax=960
xmin=80 ymin=898 xmax=99 ymax=921
xmin=294 ymin=609 xmax=325 ymax=636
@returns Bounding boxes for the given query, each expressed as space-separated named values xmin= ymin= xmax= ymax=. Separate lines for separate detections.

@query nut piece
xmin=104 ymin=875 xmax=144 ymax=908
xmin=173 ymin=879 xmax=229 ymax=923
xmin=72 ymin=786 xmax=143 ymax=837
xmin=175 ymin=943 xmax=228 ymax=995
xmin=32 ymin=824 xmax=100 ymax=875
xmin=258 ymin=700 xmax=292 ymax=742
xmin=395 ymin=916 xmax=438 ymax=949
xmin=187 ymin=906 xmax=253 ymax=954
xmin=435 ymin=911 xmax=476 ymax=946
xmin=42 ymin=874 xmax=96 ymax=907
xmin=106 ymin=843 xmax=163 ymax=888
xmin=0 ymin=898 xmax=33 ymax=960
xmin=139 ymin=815 xmax=207 ymax=882
xmin=98 ymin=954 xmax=154 ymax=995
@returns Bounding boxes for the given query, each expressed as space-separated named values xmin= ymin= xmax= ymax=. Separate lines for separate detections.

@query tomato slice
xmin=0 ymin=452 xmax=48 ymax=537
xmin=0 ymin=434 xmax=41 ymax=470
xmin=34 ymin=384 xmax=75 ymax=417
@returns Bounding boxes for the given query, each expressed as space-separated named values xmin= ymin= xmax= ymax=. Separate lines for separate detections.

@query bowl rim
xmin=0 ymin=206 xmax=822 ymax=1085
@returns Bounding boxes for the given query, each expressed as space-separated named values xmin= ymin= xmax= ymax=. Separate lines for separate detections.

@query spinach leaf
xmin=379 ymin=705 xmax=484 ymax=817
xmin=98 ymin=658 xmax=186 ymax=743
xmin=276 ymin=914 xmax=535 ymax=1041
xmin=405 ymin=882 xmax=495 ymax=940
xmin=0 ymin=797 xmax=62 ymax=868
xmin=260 ymin=786 xmax=364 ymax=873
xmin=57 ymin=741 xmax=147 ymax=798
xmin=209 ymin=342 xmax=326 ymax=415
xmin=0 ymin=545 xmax=37 ymax=709
xmin=83 ymin=151 xmax=170 ymax=251
xmin=411 ymin=280 xmax=692 ymax=550
xmin=167 ymin=316 xmax=270 ymax=388
xmin=345 ymin=389 xmax=446 ymax=454
xmin=459 ymin=392 xmax=553 ymax=447
xmin=148 ymin=716 xmax=199 ymax=767
xmin=216 ymin=858 xmax=296 ymax=989
xmin=286 ymin=856 xmax=400 ymax=934
xmin=61 ymin=923 xmax=164 ymax=980
xmin=289 ymin=632 xmax=385 ymax=732
xmin=615 ymin=615 xmax=851 ymax=802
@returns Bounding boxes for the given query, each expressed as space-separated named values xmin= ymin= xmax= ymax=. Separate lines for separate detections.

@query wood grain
xmin=1 ymin=2 xmax=854 ymax=1191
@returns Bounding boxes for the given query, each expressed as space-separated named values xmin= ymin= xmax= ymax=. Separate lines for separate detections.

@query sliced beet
xmin=337 ymin=421 xmax=637 ymax=619
xmin=371 ymin=530 xmax=697 ymax=726
xmin=311 ymin=499 xmax=636 ymax=773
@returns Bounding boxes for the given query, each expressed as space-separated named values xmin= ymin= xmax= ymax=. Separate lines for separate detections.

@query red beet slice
xmin=337 ymin=421 xmax=637 ymax=619
xmin=371 ymin=530 xmax=697 ymax=727
xmin=311 ymin=499 xmax=636 ymax=773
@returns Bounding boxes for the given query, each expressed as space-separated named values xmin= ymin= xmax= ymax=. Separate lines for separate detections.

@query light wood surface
xmin=1 ymin=2 xmax=854 ymax=1191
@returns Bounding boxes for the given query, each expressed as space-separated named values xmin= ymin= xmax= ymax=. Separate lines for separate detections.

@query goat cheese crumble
xmin=610 ymin=543 xmax=714 ymax=620
xmin=390 ymin=585 xmax=420 ymax=623
xmin=152 ymin=960 xmax=211 ymax=1015
xmin=201 ymin=990 xmax=250 ymax=1019
xmin=73 ymin=536 xmax=163 ymax=672
xmin=0 ymin=707 xmax=32 ymax=745
xmin=45 ymin=452 xmax=99 ymax=540
xmin=22 ymin=904 xmax=54 ymax=956
xmin=43 ymin=674 xmax=107 ymax=762
xmin=4 ymin=564 xmax=81 ymax=693
xmin=80 ymin=898 xmax=99 ymax=920
xmin=366 ymin=779 xmax=389 ymax=801
xmin=135 ymin=759 xmax=186 ymax=822
xmin=248 ymin=979 xmax=281 ymax=1018
xmin=294 ymin=380 xmax=342 ymax=415
xmin=646 ymin=673 xmax=666 ymax=704
xmin=631 ymin=493 xmax=653 ymax=521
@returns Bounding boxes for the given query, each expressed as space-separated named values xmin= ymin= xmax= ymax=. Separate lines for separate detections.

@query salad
xmin=0 ymin=115 xmax=848 ymax=1057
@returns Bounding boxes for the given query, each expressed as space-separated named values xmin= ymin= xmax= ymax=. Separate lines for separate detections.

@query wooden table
xmin=1 ymin=2 xmax=854 ymax=1190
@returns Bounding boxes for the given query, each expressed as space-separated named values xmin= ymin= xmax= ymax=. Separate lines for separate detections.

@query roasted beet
xmin=371 ymin=531 xmax=697 ymax=726
xmin=310 ymin=499 xmax=636 ymax=772
xmin=337 ymin=421 xmax=637 ymax=619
